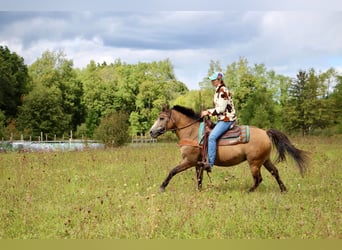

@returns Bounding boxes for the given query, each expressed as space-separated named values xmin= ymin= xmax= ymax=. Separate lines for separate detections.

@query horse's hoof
xmin=159 ymin=186 xmax=165 ymax=193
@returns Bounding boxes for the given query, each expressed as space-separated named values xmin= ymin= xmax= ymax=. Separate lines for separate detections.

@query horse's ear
xmin=162 ymin=103 xmax=170 ymax=112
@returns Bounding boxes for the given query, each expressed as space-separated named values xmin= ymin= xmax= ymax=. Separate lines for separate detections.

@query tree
xmin=135 ymin=79 xmax=163 ymax=133
xmin=78 ymin=58 xmax=187 ymax=137
xmin=329 ymin=75 xmax=342 ymax=133
xmin=17 ymin=86 xmax=70 ymax=138
xmin=225 ymin=57 xmax=252 ymax=115
xmin=198 ymin=59 xmax=223 ymax=89
xmin=28 ymin=50 xmax=85 ymax=133
xmin=0 ymin=110 xmax=5 ymax=138
xmin=284 ymin=71 xmax=310 ymax=135
xmin=240 ymin=85 xmax=277 ymax=128
xmin=284 ymin=69 xmax=333 ymax=135
xmin=224 ymin=58 xmax=280 ymax=128
xmin=78 ymin=60 xmax=135 ymax=135
xmin=131 ymin=60 xmax=187 ymax=135
xmin=0 ymin=46 xmax=30 ymax=119
xmin=94 ymin=111 xmax=129 ymax=147
xmin=129 ymin=111 xmax=142 ymax=136
xmin=77 ymin=61 xmax=105 ymax=136
xmin=172 ymin=89 xmax=211 ymax=113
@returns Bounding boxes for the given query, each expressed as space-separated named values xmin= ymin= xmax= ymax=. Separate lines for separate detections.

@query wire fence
xmin=0 ymin=139 xmax=105 ymax=152
xmin=131 ymin=135 xmax=157 ymax=143
xmin=0 ymin=132 xmax=158 ymax=152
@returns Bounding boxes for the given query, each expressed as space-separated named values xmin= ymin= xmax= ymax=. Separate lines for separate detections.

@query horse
xmin=149 ymin=105 xmax=309 ymax=193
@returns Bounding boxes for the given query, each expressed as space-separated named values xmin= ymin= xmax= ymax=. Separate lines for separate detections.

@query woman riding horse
xmin=201 ymin=71 xmax=237 ymax=173
xmin=149 ymin=105 xmax=309 ymax=193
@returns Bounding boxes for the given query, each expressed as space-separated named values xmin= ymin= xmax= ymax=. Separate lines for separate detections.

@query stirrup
xmin=201 ymin=162 xmax=212 ymax=173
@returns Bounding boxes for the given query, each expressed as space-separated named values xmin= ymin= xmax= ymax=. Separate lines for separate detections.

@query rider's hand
xmin=201 ymin=110 xmax=209 ymax=117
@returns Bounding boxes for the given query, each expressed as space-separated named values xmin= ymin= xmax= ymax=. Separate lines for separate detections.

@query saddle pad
xmin=218 ymin=125 xmax=250 ymax=146
xmin=198 ymin=122 xmax=205 ymax=144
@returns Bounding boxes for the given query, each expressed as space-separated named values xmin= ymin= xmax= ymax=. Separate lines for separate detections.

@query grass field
xmin=0 ymin=136 xmax=341 ymax=239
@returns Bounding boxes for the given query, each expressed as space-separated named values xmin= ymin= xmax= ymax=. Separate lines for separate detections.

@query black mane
xmin=172 ymin=105 xmax=201 ymax=120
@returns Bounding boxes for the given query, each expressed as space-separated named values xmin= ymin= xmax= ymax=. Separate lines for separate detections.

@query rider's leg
xmin=207 ymin=121 xmax=233 ymax=170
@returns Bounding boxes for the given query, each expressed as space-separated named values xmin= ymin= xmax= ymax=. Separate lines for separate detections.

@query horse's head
xmin=149 ymin=104 xmax=175 ymax=138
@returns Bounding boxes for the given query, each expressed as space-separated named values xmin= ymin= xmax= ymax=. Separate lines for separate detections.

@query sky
xmin=1 ymin=1 xmax=342 ymax=90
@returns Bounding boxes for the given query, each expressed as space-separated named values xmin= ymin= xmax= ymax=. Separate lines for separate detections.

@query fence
xmin=1 ymin=131 xmax=158 ymax=152
xmin=0 ymin=139 xmax=105 ymax=152
xmin=131 ymin=135 xmax=157 ymax=143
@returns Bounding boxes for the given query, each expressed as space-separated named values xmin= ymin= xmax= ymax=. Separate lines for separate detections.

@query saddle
xmin=199 ymin=118 xmax=250 ymax=146
xmin=199 ymin=118 xmax=250 ymax=164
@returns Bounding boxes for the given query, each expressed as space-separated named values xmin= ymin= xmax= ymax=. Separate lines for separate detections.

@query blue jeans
xmin=208 ymin=121 xmax=234 ymax=167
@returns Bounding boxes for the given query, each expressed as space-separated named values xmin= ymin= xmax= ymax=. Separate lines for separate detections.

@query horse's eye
xmin=159 ymin=117 xmax=164 ymax=121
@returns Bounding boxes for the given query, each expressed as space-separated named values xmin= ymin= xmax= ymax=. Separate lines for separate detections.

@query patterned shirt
xmin=207 ymin=84 xmax=236 ymax=122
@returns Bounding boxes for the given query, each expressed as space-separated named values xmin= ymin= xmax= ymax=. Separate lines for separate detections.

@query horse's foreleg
xmin=160 ymin=167 xmax=178 ymax=192
xmin=160 ymin=161 xmax=193 ymax=193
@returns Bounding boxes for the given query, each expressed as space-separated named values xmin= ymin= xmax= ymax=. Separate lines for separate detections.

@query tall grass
xmin=0 ymin=137 xmax=341 ymax=239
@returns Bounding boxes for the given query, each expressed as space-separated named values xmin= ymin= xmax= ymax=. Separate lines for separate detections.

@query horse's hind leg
xmin=195 ymin=164 xmax=204 ymax=190
xmin=263 ymin=159 xmax=287 ymax=192
xmin=249 ymin=164 xmax=263 ymax=192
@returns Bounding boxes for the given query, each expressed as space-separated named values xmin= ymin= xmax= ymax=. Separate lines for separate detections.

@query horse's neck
xmin=175 ymin=119 xmax=199 ymax=141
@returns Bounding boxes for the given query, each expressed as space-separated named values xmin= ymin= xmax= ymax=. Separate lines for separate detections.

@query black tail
xmin=266 ymin=129 xmax=309 ymax=177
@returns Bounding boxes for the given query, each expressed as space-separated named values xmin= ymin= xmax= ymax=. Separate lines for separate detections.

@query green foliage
xmin=284 ymin=69 xmax=335 ymax=135
xmin=198 ymin=59 xmax=223 ymax=89
xmin=0 ymin=46 xmax=30 ymax=118
xmin=78 ymin=59 xmax=187 ymax=137
xmin=83 ymin=110 xmax=100 ymax=138
xmin=75 ymin=123 xmax=88 ymax=139
xmin=0 ymin=110 xmax=5 ymax=138
xmin=27 ymin=50 xmax=85 ymax=135
xmin=241 ymin=87 xmax=276 ymax=128
xmin=17 ymin=86 xmax=71 ymax=138
xmin=129 ymin=111 xmax=142 ymax=136
xmin=172 ymin=89 xmax=213 ymax=113
xmin=329 ymin=75 xmax=342 ymax=132
xmin=2 ymin=45 xmax=342 ymax=139
xmin=132 ymin=60 xmax=188 ymax=133
xmin=94 ymin=111 xmax=129 ymax=147
xmin=224 ymin=57 xmax=282 ymax=128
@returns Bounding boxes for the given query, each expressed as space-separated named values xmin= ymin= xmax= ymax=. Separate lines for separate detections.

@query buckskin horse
xmin=149 ymin=105 xmax=309 ymax=193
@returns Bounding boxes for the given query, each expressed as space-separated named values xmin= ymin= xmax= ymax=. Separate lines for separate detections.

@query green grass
xmin=0 ymin=137 xmax=341 ymax=239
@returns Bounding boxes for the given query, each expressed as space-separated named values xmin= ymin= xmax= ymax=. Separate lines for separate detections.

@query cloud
xmin=0 ymin=11 xmax=341 ymax=89
xmin=260 ymin=12 xmax=342 ymax=52
xmin=2 ymin=0 xmax=342 ymax=11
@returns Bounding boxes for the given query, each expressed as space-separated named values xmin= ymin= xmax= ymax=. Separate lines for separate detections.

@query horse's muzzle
xmin=149 ymin=128 xmax=165 ymax=138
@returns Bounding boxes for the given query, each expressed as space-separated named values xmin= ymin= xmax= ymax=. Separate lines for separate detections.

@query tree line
xmin=1 ymin=46 xmax=341 ymax=145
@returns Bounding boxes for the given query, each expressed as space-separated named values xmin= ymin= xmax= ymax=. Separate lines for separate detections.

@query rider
xmin=201 ymin=71 xmax=237 ymax=172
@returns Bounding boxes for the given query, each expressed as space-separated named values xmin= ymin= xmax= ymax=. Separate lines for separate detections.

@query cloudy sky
xmin=1 ymin=1 xmax=342 ymax=89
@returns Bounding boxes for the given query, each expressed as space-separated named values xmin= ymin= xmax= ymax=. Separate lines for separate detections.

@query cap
xmin=208 ymin=72 xmax=224 ymax=81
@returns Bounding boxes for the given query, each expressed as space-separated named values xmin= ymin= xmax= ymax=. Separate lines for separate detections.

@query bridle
xmin=166 ymin=109 xmax=201 ymax=132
